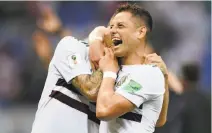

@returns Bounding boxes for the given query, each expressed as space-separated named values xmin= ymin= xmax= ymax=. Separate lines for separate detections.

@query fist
xmin=99 ymin=48 xmax=119 ymax=73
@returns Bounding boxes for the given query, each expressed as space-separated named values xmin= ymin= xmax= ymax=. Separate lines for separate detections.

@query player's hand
xmin=99 ymin=48 xmax=119 ymax=73
xmin=144 ymin=53 xmax=168 ymax=77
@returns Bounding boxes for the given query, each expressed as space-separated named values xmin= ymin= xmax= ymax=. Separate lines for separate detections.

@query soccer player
xmin=92 ymin=3 xmax=169 ymax=133
xmin=30 ymin=35 xmax=103 ymax=133
xmin=30 ymin=35 xmax=166 ymax=133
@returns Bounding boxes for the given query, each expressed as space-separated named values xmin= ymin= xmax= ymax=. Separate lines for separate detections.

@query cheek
xmin=129 ymin=32 xmax=140 ymax=44
xmin=122 ymin=29 xmax=136 ymax=39
xmin=123 ymin=33 xmax=136 ymax=46
xmin=117 ymin=30 xmax=136 ymax=48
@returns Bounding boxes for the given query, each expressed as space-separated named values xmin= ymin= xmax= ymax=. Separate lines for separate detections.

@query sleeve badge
xmin=67 ymin=53 xmax=82 ymax=68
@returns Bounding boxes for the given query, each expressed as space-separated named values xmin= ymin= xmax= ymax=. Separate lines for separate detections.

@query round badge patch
xmin=68 ymin=53 xmax=81 ymax=68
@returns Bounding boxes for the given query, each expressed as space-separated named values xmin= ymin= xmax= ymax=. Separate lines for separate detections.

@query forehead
xmin=110 ymin=12 xmax=133 ymax=25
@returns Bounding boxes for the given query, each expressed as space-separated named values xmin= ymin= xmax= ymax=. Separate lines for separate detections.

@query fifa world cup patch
xmin=123 ymin=79 xmax=142 ymax=93
xmin=67 ymin=53 xmax=82 ymax=68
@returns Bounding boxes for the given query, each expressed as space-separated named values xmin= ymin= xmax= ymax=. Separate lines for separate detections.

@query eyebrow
xmin=108 ymin=21 xmax=126 ymax=27
xmin=118 ymin=22 xmax=126 ymax=25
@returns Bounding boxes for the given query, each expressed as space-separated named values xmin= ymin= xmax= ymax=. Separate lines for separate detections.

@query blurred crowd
xmin=0 ymin=1 xmax=210 ymax=133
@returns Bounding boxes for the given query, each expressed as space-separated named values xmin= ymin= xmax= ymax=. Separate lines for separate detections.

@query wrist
xmin=89 ymin=35 xmax=103 ymax=43
xmin=103 ymin=71 xmax=117 ymax=80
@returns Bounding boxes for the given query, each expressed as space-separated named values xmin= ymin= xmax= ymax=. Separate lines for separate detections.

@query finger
xmin=143 ymin=56 xmax=148 ymax=64
xmin=142 ymin=54 xmax=147 ymax=61
xmin=146 ymin=53 xmax=159 ymax=58
xmin=146 ymin=56 xmax=161 ymax=62
xmin=147 ymin=63 xmax=158 ymax=68
xmin=94 ymin=61 xmax=99 ymax=70
xmin=104 ymin=32 xmax=112 ymax=48
xmin=108 ymin=48 xmax=114 ymax=58
xmin=148 ymin=55 xmax=161 ymax=59
xmin=146 ymin=55 xmax=160 ymax=61
xmin=90 ymin=62 xmax=96 ymax=71
xmin=149 ymin=63 xmax=166 ymax=73
xmin=146 ymin=61 xmax=162 ymax=68
xmin=145 ymin=56 xmax=159 ymax=62
xmin=91 ymin=61 xmax=98 ymax=71
xmin=145 ymin=56 xmax=159 ymax=63
xmin=147 ymin=58 xmax=161 ymax=63
xmin=146 ymin=53 xmax=157 ymax=56
xmin=104 ymin=47 xmax=110 ymax=56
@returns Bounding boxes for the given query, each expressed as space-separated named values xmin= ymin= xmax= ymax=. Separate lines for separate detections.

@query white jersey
xmin=31 ymin=36 xmax=99 ymax=133
xmin=99 ymin=65 xmax=165 ymax=133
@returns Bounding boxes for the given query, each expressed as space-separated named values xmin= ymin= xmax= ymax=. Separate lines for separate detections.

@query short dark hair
xmin=114 ymin=3 xmax=153 ymax=32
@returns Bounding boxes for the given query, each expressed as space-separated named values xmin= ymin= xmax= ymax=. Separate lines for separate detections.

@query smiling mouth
xmin=113 ymin=40 xmax=123 ymax=46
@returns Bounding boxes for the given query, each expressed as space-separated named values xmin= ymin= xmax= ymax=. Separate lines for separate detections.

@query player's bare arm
xmin=96 ymin=48 xmax=136 ymax=120
xmin=69 ymin=26 xmax=111 ymax=102
xmin=70 ymin=27 xmax=108 ymax=101
xmin=96 ymin=77 xmax=136 ymax=121
xmin=156 ymin=75 xmax=169 ymax=127
xmin=144 ymin=53 xmax=169 ymax=127
xmin=71 ymin=69 xmax=103 ymax=102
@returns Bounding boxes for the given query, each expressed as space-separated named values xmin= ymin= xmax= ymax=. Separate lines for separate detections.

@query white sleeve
xmin=115 ymin=66 xmax=165 ymax=108
xmin=53 ymin=36 xmax=91 ymax=83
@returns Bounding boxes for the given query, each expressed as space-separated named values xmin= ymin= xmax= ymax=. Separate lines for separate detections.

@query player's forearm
xmin=96 ymin=77 xmax=116 ymax=119
xmin=168 ymin=71 xmax=183 ymax=94
xmin=156 ymin=76 xmax=169 ymax=127
xmin=71 ymin=69 xmax=103 ymax=101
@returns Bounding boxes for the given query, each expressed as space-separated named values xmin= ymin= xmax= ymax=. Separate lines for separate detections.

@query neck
xmin=122 ymin=41 xmax=146 ymax=65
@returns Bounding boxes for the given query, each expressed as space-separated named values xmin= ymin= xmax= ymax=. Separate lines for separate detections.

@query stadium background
xmin=0 ymin=1 xmax=210 ymax=133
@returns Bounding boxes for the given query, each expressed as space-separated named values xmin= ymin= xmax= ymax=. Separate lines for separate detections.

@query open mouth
xmin=113 ymin=40 xmax=123 ymax=46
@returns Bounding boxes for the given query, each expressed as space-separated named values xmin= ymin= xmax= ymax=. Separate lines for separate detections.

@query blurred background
xmin=0 ymin=1 xmax=210 ymax=133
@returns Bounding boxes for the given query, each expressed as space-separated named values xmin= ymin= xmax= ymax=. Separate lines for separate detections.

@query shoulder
xmin=55 ymin=36 xmax=87 ymax=53
xmin=58 ymin=36 xmax=77 ymax=45
xmin=53 ymin=36 xmax=88 ymax=61
xmin=144 ymin=65 xmax=163 ymax=80
xmin=58 ymin=36 xmax=85 ymax=47
xmin=122 ymin=65 xmax=165 ymax=94
xmin=123 ymin=65 xmax=164 ymax=79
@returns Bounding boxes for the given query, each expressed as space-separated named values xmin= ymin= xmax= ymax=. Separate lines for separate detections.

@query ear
xmin=136 ymin=26 xmax=147 ymax=39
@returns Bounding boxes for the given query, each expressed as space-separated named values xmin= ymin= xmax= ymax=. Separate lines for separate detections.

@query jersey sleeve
xmin=115 ymin=66 xmax=165 ymax=108
xmin=53 ymin=36 xmax=92 ymax=83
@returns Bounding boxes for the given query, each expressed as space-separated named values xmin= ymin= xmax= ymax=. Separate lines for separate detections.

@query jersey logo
xmin=115 ymin=75 xmax=128 ymax=88
xmin=67 ymin=53 xmax=81 ymax=68
xmin=123 ymin=79 xmax=142 ymax=93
